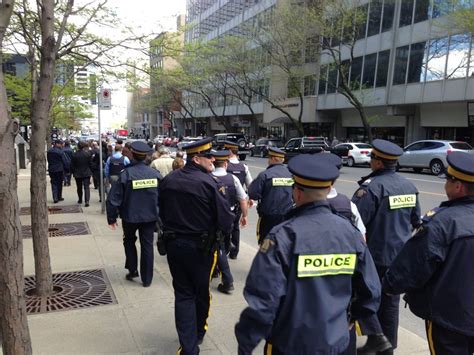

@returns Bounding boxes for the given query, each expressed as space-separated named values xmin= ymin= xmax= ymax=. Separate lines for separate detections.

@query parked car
xmin=398 ymin=140 xmax=474 ymax=175
xmin=153 ymin=135 xmax=167 ymax=144
xmin=250 ymin=138 xmax=284 ymax=158
xmin=213 ymin=132 xmax=251 ymax=161
xmin=282 ymin=136 xmax=329 ymax=162
xmin=177 ymin=137 xmax=202 ymax=150
xmin=331 ymin=143 xmax=372 ymax=167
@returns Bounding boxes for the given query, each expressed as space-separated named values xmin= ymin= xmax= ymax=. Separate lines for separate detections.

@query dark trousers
xmin=217 ymin=236 xmax=233 ymax=286
xmin=50 ymin=171 xmax=64 ymax=202
xmin=426 ymin=321 xmax=474 ymax=355
xmin=257 ymin=214 xmax=286 ymax=244
xmin=92 ymin=170 xmax=102 ymax=200
xmin=167 ymin=238 xmax=217 ymax=355
xmin=358 ymin=265 xmax=399 ymax=348
xmin=122 ymin=221 xmax=155 ymax=285
xmin=64 ymin=169 xmax=71 ymax=185
xmin=75 ymin=176 xmax=91 ymax=203
xmin=229 ymin=209 xmax=241 ymax=258
xmin=342 ymin=327 xmax=356 ymax=355
xmin=264 ymin=341 xmax=350 ymax=355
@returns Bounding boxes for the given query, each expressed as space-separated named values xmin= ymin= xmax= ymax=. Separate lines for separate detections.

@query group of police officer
xmin=106 ymin=137 xmax=474 ymax=355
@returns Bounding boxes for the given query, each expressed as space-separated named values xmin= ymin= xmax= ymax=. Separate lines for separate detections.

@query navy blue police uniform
xmin=235 ymin=154 xmax=381 ymax=355
xmin=159 ymin=138 xmax=234 ymax=355
xmin=352 ymin=139 xmax=421 ymax=353
xmin=383 ymin=152 xmax=474 ymax=355
xmin=210 ymin=150 xmax=237 ymax=293
xmin=248 ymin=147 xmax=293 ymax=244
xmin=47 ymin=140 xmax=67 ymax=203
xmin=106 ymin=141 xmax=162 ymax=287
xmin=223 ymin=140 xmax=251 ymax=259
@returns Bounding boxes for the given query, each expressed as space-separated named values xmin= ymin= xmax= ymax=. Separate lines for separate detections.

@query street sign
xmin=99 ymin=88 xmax=111 ymax=110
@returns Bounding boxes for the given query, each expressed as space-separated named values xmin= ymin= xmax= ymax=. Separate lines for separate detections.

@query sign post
xmin=98 ymin=88 xmax=111 ymax=213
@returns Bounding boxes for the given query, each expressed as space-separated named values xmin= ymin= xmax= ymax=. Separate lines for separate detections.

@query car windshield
xmin=303 ymin=138 xmax=326 ymax=147
xmin=355 ymin=144 xmax=372 ymax=149
xmin=450 ymin=142 xmax=472 ymax=150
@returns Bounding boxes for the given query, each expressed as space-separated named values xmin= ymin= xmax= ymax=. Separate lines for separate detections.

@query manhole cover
xmin=22 ymin=222 xmax=90 ymax=238
xmin=25 ymin=269 xmax=117 ymax=314
xmin=20 ymin=205 xmax=83 ymax=216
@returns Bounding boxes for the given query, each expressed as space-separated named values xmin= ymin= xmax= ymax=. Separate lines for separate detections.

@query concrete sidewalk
xmin=14 ymin=167 xmax=429 ymax=354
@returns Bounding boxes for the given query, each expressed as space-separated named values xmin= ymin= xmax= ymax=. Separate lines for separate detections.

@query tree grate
xmin=20 ymin=205 xmax=83 ymax=216
xmin=22 ymin=222 xmax=90 ymax=238
xmin=25 ymin=269 xmax=117 ymax=314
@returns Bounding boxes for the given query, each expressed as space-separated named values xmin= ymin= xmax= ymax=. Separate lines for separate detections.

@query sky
xmin=98 ymin=0 xmax=187 ymax=129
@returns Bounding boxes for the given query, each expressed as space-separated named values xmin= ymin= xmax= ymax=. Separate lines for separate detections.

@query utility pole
xmin=98 ymin=88 xmax=111 ymax=214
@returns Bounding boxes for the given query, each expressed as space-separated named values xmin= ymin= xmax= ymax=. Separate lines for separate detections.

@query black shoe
xmin=84 ymin=203 xmax=89 ymax=207
xmin=357 ymin=334 xmax=392 ymax=354
xmin=378 ymin=349 xmax=394 ymax=355
xmin=143 ymin=282 xmax=151 ymax=288
xmin=229 ymin=254 xmax=237 ymax=260
xmin=217 ymin=283 xmax=234 ymax=294
xmin=53 ymin=200 xmax=59 ymax=204
xmin=59 ymin=198 xmax=64 ymax=201
xmin=197 ymin=337 xmax=204 ymax=345
xmin=77 ymin=200 xmax=82 ymax=204
xmin=125 ymin=271 xmax=139 ymax=281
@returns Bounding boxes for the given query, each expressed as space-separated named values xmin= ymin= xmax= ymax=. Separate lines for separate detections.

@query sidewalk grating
xmin=22 ymin=221 xmax=90 ymax=238
xmin=20 ymin=205 xmax=83 ymax=215
xmin=24 ymin=269 xmax=117 ymax=314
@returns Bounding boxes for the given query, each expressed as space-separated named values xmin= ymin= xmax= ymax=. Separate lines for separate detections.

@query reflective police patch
xmin=259 ymin=238 xmax=275 ymax=253
xmin=388 ymin=194 xmax=417 ymax=209
xmin=132 ymin=178 xmax=158 ymax=189
xmin=219 ymin=186 xmax=226 ymax=195
xmin=272 ymin=178 xmax=294 ymax=186
xmin=297 ymin=254 xmax=356 ymax=277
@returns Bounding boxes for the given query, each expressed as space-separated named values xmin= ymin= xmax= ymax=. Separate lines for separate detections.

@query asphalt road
xmin=242 ymin=155 xmax=447 ymax=339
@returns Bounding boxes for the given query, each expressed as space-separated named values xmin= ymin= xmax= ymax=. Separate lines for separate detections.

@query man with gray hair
xmin=150 ymin=146 xmax=174 ymax=177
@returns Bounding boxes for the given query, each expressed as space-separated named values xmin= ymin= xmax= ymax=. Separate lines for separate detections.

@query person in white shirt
xmin=150 ymin=146 xmax=174 ymax=177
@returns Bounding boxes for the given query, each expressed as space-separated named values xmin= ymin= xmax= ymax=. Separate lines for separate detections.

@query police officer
xmin=382 ymin=152 xmax=474 ymax=354
xmin=47 ymin=140 xmax=67 ymax=203
xmin=211 ymin=149 xmax=249 ymax=294
xmin=222 ymin=141 xmax=253 ymax=259
xmin=248 ymin=147 xmax=293 ymax=244
xmin=235 ymin=154 xmax=381 ymax=354
xmin=159 ymin=138 xmax=234 ymax=355
xmin=106 ymin=141 xmax=162 ymax=287
xmin=352 ymin=139 xmax=421 ymax=354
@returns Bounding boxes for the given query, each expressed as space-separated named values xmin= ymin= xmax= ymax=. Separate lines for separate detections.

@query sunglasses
xmin=196 ymin=153 xmax=213 ymax=159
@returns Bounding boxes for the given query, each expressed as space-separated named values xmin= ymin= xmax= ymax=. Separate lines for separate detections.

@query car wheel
xmin=396 ymin=162 xmax=400 ymax=171
xmin=347 ymin=157 xmax=355 ymax=167
xmin=237 ymin=138 xmax=246 ymax=149
xmin=413 ymin=168 xmax=423 ymax=173
xmin=430 ymin=159 xmax=444 ymax=175
xmin=260 ymin=150 xmax=265 ymax=158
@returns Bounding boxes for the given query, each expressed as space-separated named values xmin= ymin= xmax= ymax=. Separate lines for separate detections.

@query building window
xmin=432 ymin=0 xmax=449 ymax=18
xmin=381 ymin=0 xmax=395 ymax=32
xmin=338 ymin=60 xmax=351 ymax=88
xmin=350 ymin=57 xmax=363 ymax=90
xmin=355 ymin=4 xmax=369 ymax=40
xmin=287 ymin=77 xmax=302 ymax=98
xmin=305 ymin=37 xmax=318 ymax=63
xmin=363 ymin=53 xmax=377 ymax=88
xmin=304 ymin=75 xmax=316 ymax=96
xmin=469 ymin=40 xmax=474 ymax=77
xmin=446 ymin=34 xmax=471 ymax=79
xmin=376 ymin=50 xmax=390 ymax=87
xmin=393 ymin=45 xmax=409 ymax=85
xmin=426 ymin=37 xmax=449 ymax=81
xmin=407 ymin=41 xmax=427 ymax=83
xmin=327 ymin=66 xmax=338 ymax=94
xmin=318 ymin=66 xmax=328 ymax=95
xmin=399 ymin=0 xmax=414 ymax=27
xmin=414 ymin=0 xmax=430 ymax=23
xmin=368 ymin=0 xmax=382 ymax=37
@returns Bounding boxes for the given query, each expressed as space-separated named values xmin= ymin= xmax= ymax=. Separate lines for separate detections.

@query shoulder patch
xmin=421 ymin=206 xmax=445 ymax=223
xmin=259 ymin=238 xmax=275 ymax=253
xmin=356 ymin=188 xmax=367 ymax=198
xmin=219 ymin=186 xmax=226 ymax=195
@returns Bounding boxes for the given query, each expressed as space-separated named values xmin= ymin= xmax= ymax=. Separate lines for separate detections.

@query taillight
xmin=447 ymin=149 xmax=453 ymax=155
xmin=360 ymin=150 xmax=369 ymax=155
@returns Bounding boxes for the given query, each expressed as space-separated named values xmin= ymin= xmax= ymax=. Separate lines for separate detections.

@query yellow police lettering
xmin=132 ymin=178 xmax=158 ymax=189
xmin=297 ymin=254 xmax=356 ymax=278
xmin=389 ymin=194 xmax=417 ymax=209
xmin=272 ymin=178 xmax=294 ymax=186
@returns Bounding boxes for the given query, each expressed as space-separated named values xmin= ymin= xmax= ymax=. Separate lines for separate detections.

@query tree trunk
xmin=0 ymin=1 xmax=33 ymax=352
xmin=356 ymin=106 xmax=373 ymax=143
xmin=30 ymin=0 xmax=56 ymax=297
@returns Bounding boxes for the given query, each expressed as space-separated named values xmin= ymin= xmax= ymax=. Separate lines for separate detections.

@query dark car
xmin=213 ymin=133 xmax=251 ymax=160
xmin=250 ymin=138 xmax=284 ymax=158
xmin=282 ymin=136 xmax=329 ymax=162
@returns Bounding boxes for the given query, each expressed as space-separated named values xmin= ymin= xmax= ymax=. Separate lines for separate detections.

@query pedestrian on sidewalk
xmin=47 ymin=140 xmax=67 ymax=203
xmin=70 ymin=141 xmax=93 ymax=207
xmin=106 ymin=141 xmax=162 ymax=288
xmin=159 ymin=138 xmax=233 ymax=354
xmin=235 ymin=154 xmax=381 ymax=354
xmin=150 ymin=146 xmax=174 ymax=177
xmin=63 ymin=140 xmax=74 ymax=186
xmin=105 ymin=145 xmax=130 ymax=187
xmin=383 ymin=152 xmax=474 ymax=355
xmin=210 ymin=149 xmax=248 ymax=295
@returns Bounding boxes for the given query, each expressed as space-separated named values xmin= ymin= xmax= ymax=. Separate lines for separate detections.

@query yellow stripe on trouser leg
xmin=355 ymin=320 xmax=362 ymax=336
xmin=266 ymin=342 xmax=273 ymax=355
xmin=203 ymin=250 xmax=218 ymax=332
xmin=177 ymin=346 xmax=182 ymax=354
xmin=427 ymin=320 xmax=436 ymax=355
xmin=256 ymin=217 xmax=262 ymax=243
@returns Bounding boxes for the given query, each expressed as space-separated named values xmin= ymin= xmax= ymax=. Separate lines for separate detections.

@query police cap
xmin=54 ymin=139 xmax=63 ymax=145
xmin=131 ymin=141 xmax=153 ymax=156
xmin=318 ymin=152 xmax=343 ymax=170
xmin=211 ymin=149 xmax=231 ymax=161
xmin=288 ymin=154 xmax=339 ymax=189
xmin=445 ymin=151 xmax=474 ymax=183
xmin=268 ymin=146 xmax=286 ymax=158
xmin=223 ymin=140 xmax=239 ymax=150
xmin=184 ymin=137 xmax=213 ymax=155
xmin=370 ymin=139 xmax=403 ymax=161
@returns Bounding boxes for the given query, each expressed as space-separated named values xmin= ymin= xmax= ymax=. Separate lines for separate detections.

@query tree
xmin=0 ymin=0 xmax=33 ymax=353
